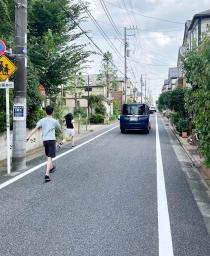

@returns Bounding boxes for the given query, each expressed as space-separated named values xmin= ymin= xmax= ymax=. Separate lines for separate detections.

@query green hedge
xmin=90 ymin=114 xmax=104 ymax=124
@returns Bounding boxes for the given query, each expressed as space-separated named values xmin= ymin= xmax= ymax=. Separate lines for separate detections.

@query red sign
xmin=39 ymin=84 xmax=45 ymax=96
xmin=0 ymin=40 xmax=6 ymax=56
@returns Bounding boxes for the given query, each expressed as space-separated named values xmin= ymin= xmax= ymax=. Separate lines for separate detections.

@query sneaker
xmin=57 ymin=142 xmax=63 ymax=149
xmin=44 ymin=175 xmax=51 ymax=183
xmin=49 ymin=166 xmax=56 ymax=173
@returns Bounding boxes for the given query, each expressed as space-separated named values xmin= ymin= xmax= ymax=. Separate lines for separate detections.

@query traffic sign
xmin=0 ymin=55 xmax=17 ymax=81
xmin=0 ymin=81 xmax=14 ymax=89
xmin=0 ymin=40 xmax=6 ymax=56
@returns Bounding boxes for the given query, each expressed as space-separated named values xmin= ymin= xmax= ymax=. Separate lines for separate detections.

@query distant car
xmin=120 ymin=103 xmax=150 ymax=134
xmin=149 ymin=106 xmax=156 ymax=114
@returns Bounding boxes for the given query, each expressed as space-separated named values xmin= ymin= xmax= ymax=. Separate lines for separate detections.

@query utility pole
xmin=145 ymin=75 xmax=147 ymax=104
xmin=124 ymin=27 xmax=127 ymax=104
xmin=12 ymin=0 xmax=27 ymax=172
xmin=87 ymin=74 xmax=90 ymax=125
xmin=140 ymin=74 xmax=143 ymax=104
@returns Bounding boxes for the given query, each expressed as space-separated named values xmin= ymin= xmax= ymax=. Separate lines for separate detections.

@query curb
xmin=162 ymin=117 xmax=200 ymax=168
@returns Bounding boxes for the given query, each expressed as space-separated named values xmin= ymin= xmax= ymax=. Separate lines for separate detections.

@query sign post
xmin=0 ymin=41 xmax=16 ymax=175
xmin=6 ymin=85 xmax=11 ymax=175
xmin=0 ymin=81 xmax=14 ymax=175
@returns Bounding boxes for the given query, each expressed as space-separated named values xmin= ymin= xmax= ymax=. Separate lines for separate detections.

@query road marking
xmin=156 ymin=114 xmax=174 ymax=256
xmin=0 ymin=125 xmax=119 ymax=190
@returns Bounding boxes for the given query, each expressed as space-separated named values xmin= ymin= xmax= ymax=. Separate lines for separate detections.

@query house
xmin=189 ymin=10 xmax=210 ymax=50
xmin=162 ymin=79 xmax=169 ymax=92
xmin=64 ymin=74 xmax=128 ymax=116
xmin=168 ymin=67 xmax=179 ymax=90
xmin=176 ymin=10 xmax=210 ymax=89
xmin=65 ymin=74 xmax=108 ymax=112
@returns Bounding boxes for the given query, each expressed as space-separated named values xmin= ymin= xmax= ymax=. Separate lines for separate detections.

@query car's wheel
xmin=121 ymin=128 xmax=126 ymax=134
xmin=145 ymin=128 xmax=150 ymax=134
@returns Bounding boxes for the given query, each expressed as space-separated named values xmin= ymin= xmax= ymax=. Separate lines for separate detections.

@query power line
xmin=78 ymin=0 xmax=124 ymax=61
xmin=120 ymin=0 xmax=135 ymax=27
xmin=57 ymin=0 xmax=124 ymax=75
xmin=99 ymin=0 xmax=123 ymax=40
xmin=105 ymin=1 xmax=185 ymax=24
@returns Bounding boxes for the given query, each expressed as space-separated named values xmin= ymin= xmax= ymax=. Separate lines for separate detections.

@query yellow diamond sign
xmin=0 ymin=55 xmax=17 ymax=81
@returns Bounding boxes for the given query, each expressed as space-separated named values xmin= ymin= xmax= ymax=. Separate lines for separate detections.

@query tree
xmin=97 ymin=51 xmax=119 ymax=92
xmin=0 ymin=0 xmax=91 ymax=133
xmin=28 ymin=0 xmax=90 ymax=97
xmin=183 ymin=36 xmax=210 ymax=166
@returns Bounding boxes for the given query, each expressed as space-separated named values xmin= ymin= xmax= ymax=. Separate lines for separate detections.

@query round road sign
xmin=0 ymin=40 xmax=6 ymax=56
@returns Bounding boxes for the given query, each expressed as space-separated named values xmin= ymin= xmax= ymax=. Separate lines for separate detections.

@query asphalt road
xmin=0 ymin=114 xmax=210 ymax=256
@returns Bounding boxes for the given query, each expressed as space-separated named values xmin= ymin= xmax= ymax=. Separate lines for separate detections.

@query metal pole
xmin=12 ymin=0 xmax=27 ymax=172
xmin=124 ymin=27 xmax=127 ymax=104
xmin=6 ymin=87 xmax=11 ymax=175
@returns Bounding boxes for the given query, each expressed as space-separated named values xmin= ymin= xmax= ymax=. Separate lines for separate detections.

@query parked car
xmin=149 ymin=106 xmax=156 ymax=113
xmin=120 ymin=103 xmax=150 ymax=134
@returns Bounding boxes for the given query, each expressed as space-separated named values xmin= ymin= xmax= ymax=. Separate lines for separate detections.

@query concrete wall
xmin=0 ymin=129 xmax=43 ymax=162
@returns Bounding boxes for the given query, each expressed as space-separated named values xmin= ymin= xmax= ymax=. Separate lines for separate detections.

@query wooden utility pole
xmin=124 ymin=27 xmax=127 ymax=103
xmin=12 ymin=0 xmax=27 ymax=171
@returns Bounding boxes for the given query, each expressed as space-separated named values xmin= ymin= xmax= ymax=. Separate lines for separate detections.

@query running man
xmin=26 ymin=106 xmax=62 ymax=183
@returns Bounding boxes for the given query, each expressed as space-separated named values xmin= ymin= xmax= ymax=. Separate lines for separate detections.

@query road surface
xmin=0 ymin=114 xmax=210 ymax=256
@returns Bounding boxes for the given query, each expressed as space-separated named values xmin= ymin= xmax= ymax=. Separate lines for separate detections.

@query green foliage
xmin=74 ymin=107 xmax=87 ymax=118
xmin=97 ymin=51 xmax=119 ymax=91
xmin=127 ymin=97 xmax=134 ymax=104
xmin=95 ymin=102 xmax=106 ymax=116
xmin=88 ymin=95 xmax=105 ymax=113
xmin=27 ymin=108 xmax=45 ymax=129
xmin=113 ymin=99 xmax=120 ymax=118
xmin=90 ymin=114 xmax=104 ymax=124
xmin=0 ymin=0 xmax=90 ymax=133
xmin=157 ymin=91 xmax=172 ymax=112
xmin=158 ymin=88 xmax=187 ymax=116
xmin=176 ymin=118 xmax=189 ymax=133
xmin=183 ymin=36 xmax=210 ymax=166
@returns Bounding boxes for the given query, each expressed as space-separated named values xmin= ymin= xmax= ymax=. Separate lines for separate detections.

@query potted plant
xmin=176 ymin=118 xmax=189 ymax=138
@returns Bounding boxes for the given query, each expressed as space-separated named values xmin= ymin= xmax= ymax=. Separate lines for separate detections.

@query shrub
xmin=176 ymin=118 xmax=189 ymax=133
xmin=113 ymin=99 xmax=120 ymax=119
xmin=95 ymin=102 xmax=106 ymax=116
xmin=74 ymin=107 xmax=87 ymax=118
xmin=90 ymin=114 xmax=104 ymax=124
xmin=183 ymin=36 xmax=210 ymax=166
xmin=27 ymin=108 xmax=45 ymax=129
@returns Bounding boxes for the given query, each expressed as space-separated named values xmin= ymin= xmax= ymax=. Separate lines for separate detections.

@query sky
xmin=75 ymin=0 xmax=210 ymax=101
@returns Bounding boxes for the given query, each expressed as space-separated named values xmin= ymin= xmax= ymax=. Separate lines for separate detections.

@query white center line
xmin=156 ymin=114 xmax=174 ymax=256
xmin=0 ymin=125 xmax=119 ymax=190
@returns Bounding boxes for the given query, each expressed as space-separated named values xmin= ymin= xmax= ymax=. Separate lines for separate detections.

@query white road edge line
xmin=156 ymin=114 xmax=174 ymax=256
xmin=0 ymin=125 xmax=119 ymax=190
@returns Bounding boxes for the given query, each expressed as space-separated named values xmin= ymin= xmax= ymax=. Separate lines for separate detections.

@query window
xmin=123 ymin=104 xmax=146 ymax=115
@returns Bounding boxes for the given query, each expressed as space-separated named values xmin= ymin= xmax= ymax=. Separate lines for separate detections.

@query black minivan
xmin=119 ymin=103 xmax=150 ymax=134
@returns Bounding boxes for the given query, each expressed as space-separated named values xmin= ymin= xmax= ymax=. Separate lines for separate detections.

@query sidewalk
xmin=162 ymin=116 xmax=210 ymax=181
xmin=0 ymin=122 xmax=117 ymax=177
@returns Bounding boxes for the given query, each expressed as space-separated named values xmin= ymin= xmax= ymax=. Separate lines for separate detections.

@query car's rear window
xmin=122 ymin=104 xmax=146 ymax=115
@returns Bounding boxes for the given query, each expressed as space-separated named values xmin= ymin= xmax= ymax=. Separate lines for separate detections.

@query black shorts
xmin=43 ymin=140 xmax=56 ymax=158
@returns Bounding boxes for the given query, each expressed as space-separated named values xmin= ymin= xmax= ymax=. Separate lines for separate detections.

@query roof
xmin=168 ymin=67 xmax=179 ymax=79
xmin=189 ymin=9 xmax=210 ymax=30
